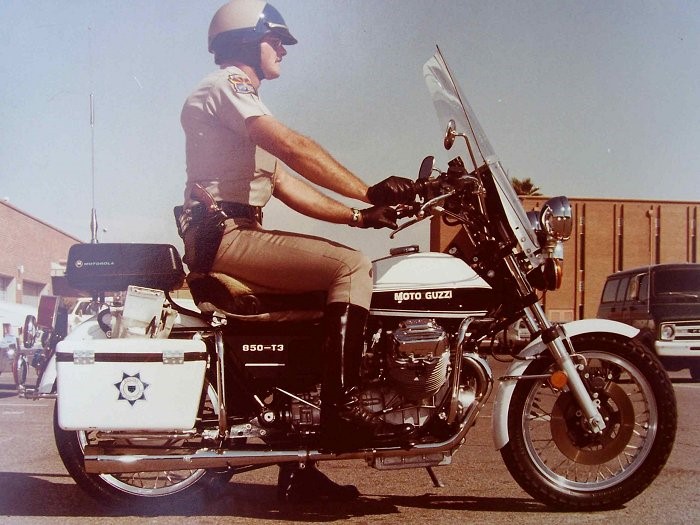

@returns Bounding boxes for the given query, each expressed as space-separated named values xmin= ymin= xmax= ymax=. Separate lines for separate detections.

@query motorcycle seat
xmin=186 ymin=272 xmax=325 ymax=322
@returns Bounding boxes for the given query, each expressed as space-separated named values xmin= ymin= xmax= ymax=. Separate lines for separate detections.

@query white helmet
xmin=208 ymin=0 xmax=297 ymax=63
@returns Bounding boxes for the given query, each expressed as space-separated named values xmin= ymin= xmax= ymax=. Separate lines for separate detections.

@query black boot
xmin=319 ymin=303 xmax=413 ymax=451
xmin=277 ymin=462 xmax=360 ymax=503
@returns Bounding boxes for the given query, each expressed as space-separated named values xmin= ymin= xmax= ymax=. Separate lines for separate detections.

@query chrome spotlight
xmin=540 ymin=196 xmax=572 ymax=241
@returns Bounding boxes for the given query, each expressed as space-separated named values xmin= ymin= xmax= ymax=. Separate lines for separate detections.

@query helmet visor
xmin=257 ymin=3 xmax=297 ymax=45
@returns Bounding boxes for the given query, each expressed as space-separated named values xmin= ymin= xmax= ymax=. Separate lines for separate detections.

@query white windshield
xmin=423 ymin=47 xmax=542 ymax=265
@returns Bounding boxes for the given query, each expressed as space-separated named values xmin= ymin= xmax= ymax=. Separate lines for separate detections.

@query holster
xmin=174 ymin=184 xmax=228 ymax=274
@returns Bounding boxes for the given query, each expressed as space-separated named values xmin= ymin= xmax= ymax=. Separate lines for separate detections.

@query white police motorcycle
xmin=28 ymin=49 xmax=676 ymax=511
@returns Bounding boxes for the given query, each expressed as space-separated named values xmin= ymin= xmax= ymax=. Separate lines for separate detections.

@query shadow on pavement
xmin=0 ymin=472 xmax=556 ymax=520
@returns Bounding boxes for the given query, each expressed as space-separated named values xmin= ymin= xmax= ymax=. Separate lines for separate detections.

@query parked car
xmin=67 ymin=297 xmax=113 ymax=332
xmin=0 ymin=334 xmax=19 ymax=380
xmin=597 ymin=263 xmax=700 ymax=379
xmin=0 ymin=302 xmax=39 ymax=384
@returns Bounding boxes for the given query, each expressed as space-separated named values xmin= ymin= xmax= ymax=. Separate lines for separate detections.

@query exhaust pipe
xmin=84 ymin=440 xmax=462 ymax=474
xmin=84 ymin=447 xmax=363 ymax=474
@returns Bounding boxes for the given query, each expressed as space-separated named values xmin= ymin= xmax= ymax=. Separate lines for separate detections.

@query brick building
xmin=0 ymin=200 xmax=82 ymax=306
xmin=3 ymin=196 xmax=698 ymax=318
xmin=431 ymin=196 xmax=699 ymax=321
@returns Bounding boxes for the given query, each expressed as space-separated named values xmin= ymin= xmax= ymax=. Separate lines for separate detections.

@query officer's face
xmin=260 ymin=36 xmax=286 ymax=80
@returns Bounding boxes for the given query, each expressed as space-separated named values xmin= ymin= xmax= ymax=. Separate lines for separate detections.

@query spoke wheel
xmin=78 ymin=432 xmax=209 ymax=498
xmin=55 ymin=382 xmax=232 ymax=507
xmin=501 ymin=334 xmax=676 ymax=510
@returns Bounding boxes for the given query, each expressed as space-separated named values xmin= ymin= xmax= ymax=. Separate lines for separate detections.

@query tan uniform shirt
xmin=181 ymin=66 xmax=277 ymax=207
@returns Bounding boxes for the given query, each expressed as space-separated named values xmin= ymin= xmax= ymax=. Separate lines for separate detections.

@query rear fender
xmin=491 ymin=318 xmax=639 ymax=450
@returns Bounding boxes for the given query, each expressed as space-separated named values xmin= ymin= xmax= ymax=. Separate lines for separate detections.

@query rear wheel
xmin=501 ymin=334 xmax=676 ymax=510
xmin=54 ymin=382 xmax=232 ymax=508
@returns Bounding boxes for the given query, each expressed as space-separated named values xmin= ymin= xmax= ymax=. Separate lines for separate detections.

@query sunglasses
xmin=262 ymin=36 xmax=284 ymax=51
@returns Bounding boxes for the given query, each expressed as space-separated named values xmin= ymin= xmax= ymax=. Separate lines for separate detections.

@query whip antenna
xmin=89 ymin=92 xmax=99 ymax=243
xmin=88 ymin=24 xmax=99 ymax=244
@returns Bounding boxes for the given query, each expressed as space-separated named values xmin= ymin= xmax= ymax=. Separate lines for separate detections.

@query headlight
xmin=660 ymin=324 xmax=675 ymax=341
xmin=540 ymin=196 xmax=572 ymax=241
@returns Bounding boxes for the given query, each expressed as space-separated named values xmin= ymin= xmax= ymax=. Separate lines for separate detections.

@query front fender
xmin=492 ymin=318 xmax=639 ymax=450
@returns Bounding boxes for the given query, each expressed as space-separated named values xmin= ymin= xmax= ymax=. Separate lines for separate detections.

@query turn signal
xmin=549 ymin=370 xmax=568 ymax=389
xmin=543 ymin=259 xmax=563 ymax=291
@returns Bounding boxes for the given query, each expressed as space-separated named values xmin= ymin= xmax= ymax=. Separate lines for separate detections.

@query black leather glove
xmin=359 ymin=205 xmax=398 ymax=230
xmin=367 ymin=176 xmax=416 ymax=206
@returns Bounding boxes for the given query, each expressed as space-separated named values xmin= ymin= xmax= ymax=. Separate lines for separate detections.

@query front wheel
xmin=501 ymin=334 xmax=677 ymax=510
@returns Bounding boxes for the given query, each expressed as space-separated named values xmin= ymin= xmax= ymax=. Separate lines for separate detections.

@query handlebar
xmin=389 ymin=157 xmax=475 ymax=237
xmin=395 ymin=202 xmax=421 ymax=220
xmin=414 ymin=176 xmax=444 ymax=199
xmin=390 ymin=188 xmax=456 ymax=238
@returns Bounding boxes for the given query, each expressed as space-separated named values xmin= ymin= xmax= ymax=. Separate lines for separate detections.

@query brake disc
xmin=550 ymin=381 xmax=635 ymax=465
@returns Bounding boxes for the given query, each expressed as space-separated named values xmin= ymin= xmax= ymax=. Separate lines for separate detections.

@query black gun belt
xmin=190 ymin=202 xmax=263 ymax=224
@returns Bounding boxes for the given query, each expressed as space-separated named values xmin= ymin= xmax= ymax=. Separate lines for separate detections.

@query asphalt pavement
xmin=0 ymin=366 xmax=697 ymax=525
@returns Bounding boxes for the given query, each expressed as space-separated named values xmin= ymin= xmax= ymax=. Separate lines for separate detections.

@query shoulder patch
xmin=228 ymin=75 xmax=256 ymax=95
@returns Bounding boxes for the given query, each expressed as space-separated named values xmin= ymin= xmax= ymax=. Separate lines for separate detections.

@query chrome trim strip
xmin=369 ymin=309 xmax=487 ymax=318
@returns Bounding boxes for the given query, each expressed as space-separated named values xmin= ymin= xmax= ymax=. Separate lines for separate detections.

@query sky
xmin=1 ymin=0 xmax=699 ymax=260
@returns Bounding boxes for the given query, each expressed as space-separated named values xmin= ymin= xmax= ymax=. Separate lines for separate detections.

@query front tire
xmin=501 ymin=334 xmax=676 ymax=510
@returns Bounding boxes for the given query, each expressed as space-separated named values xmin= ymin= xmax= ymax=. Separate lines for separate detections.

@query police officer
xmin=181 ymin=0 xmax=415 ymax=503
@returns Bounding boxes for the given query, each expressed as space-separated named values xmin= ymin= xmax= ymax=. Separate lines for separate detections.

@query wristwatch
xmin=350 ymin=208 xmax=361 ymax=227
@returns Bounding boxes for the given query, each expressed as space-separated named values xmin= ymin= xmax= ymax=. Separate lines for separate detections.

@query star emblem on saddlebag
xmin=114 ymin=372 xmax=149 ymax=406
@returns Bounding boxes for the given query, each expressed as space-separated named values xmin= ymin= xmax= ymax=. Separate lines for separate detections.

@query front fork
xmin=523 ymin=302 xmax=606 ymax=433
xmin=505 ymin=255 xmax=606 ymax=433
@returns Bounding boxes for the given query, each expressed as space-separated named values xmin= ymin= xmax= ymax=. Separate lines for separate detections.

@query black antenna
xmin=89 ymin=92 xmax=98 ymax=244
xmin=88 ymin=26 xmax=99 ymax=244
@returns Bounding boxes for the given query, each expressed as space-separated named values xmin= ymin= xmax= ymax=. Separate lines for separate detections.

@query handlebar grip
xmin=414 ymin=177 xmax=442 ymax=198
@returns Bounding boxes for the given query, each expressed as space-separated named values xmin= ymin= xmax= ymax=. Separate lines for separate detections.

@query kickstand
xmin=425 ymin=467 xmax=444 ymax=488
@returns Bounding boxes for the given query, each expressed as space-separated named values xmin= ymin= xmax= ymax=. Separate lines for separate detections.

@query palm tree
xmin=511 ymin=177 xmax=542 ymax=196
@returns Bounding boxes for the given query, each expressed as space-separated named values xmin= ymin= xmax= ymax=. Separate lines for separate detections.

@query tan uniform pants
xmin=202 ymin=218 xmax=373 ymax=310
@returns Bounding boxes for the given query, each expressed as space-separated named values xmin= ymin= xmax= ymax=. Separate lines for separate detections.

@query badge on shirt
xmin=228 ymin=75 xmax=256 ymax=95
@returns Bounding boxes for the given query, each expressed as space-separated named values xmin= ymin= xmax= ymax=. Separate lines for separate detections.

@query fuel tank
xmin=370 ymin=249 xmax=494 ymax=318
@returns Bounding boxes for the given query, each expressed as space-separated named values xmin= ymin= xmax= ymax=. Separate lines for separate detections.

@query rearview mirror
xmin=418 ymin=156 xmax=435 ymax=180
xmin=444 ymin=119 xmax=457 ymax=150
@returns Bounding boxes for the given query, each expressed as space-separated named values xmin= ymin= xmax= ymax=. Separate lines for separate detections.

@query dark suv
xmin=597 ymin=263 xmax=700 ymax=379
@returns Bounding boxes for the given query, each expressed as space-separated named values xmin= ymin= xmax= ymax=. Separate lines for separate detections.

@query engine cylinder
xmin=388 ymin=319 xmax=450 ymax=400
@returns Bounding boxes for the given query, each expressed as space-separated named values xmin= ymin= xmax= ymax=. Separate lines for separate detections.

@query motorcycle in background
xmin=17 ymin=295 xmax=67 ymax=396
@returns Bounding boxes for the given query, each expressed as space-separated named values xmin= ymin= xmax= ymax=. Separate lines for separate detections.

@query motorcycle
xmin=31 ymin=48 xmax=676 ymax=510
xmin=18 ymin=295 xmax=67 ymax=393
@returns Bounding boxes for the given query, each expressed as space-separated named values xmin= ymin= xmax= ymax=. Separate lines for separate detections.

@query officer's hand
xmin=359 ymin=205 xmax=398 ymax=230
xmin=367 ymin=176 xmax=416 ymax=206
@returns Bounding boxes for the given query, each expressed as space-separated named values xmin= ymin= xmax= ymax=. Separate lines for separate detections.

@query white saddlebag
xmin=56 ymin=338 xmax=207 ymax=431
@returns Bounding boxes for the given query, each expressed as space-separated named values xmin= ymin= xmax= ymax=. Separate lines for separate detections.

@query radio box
xmin=56 ymin=338 xmax=207 ymax=431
